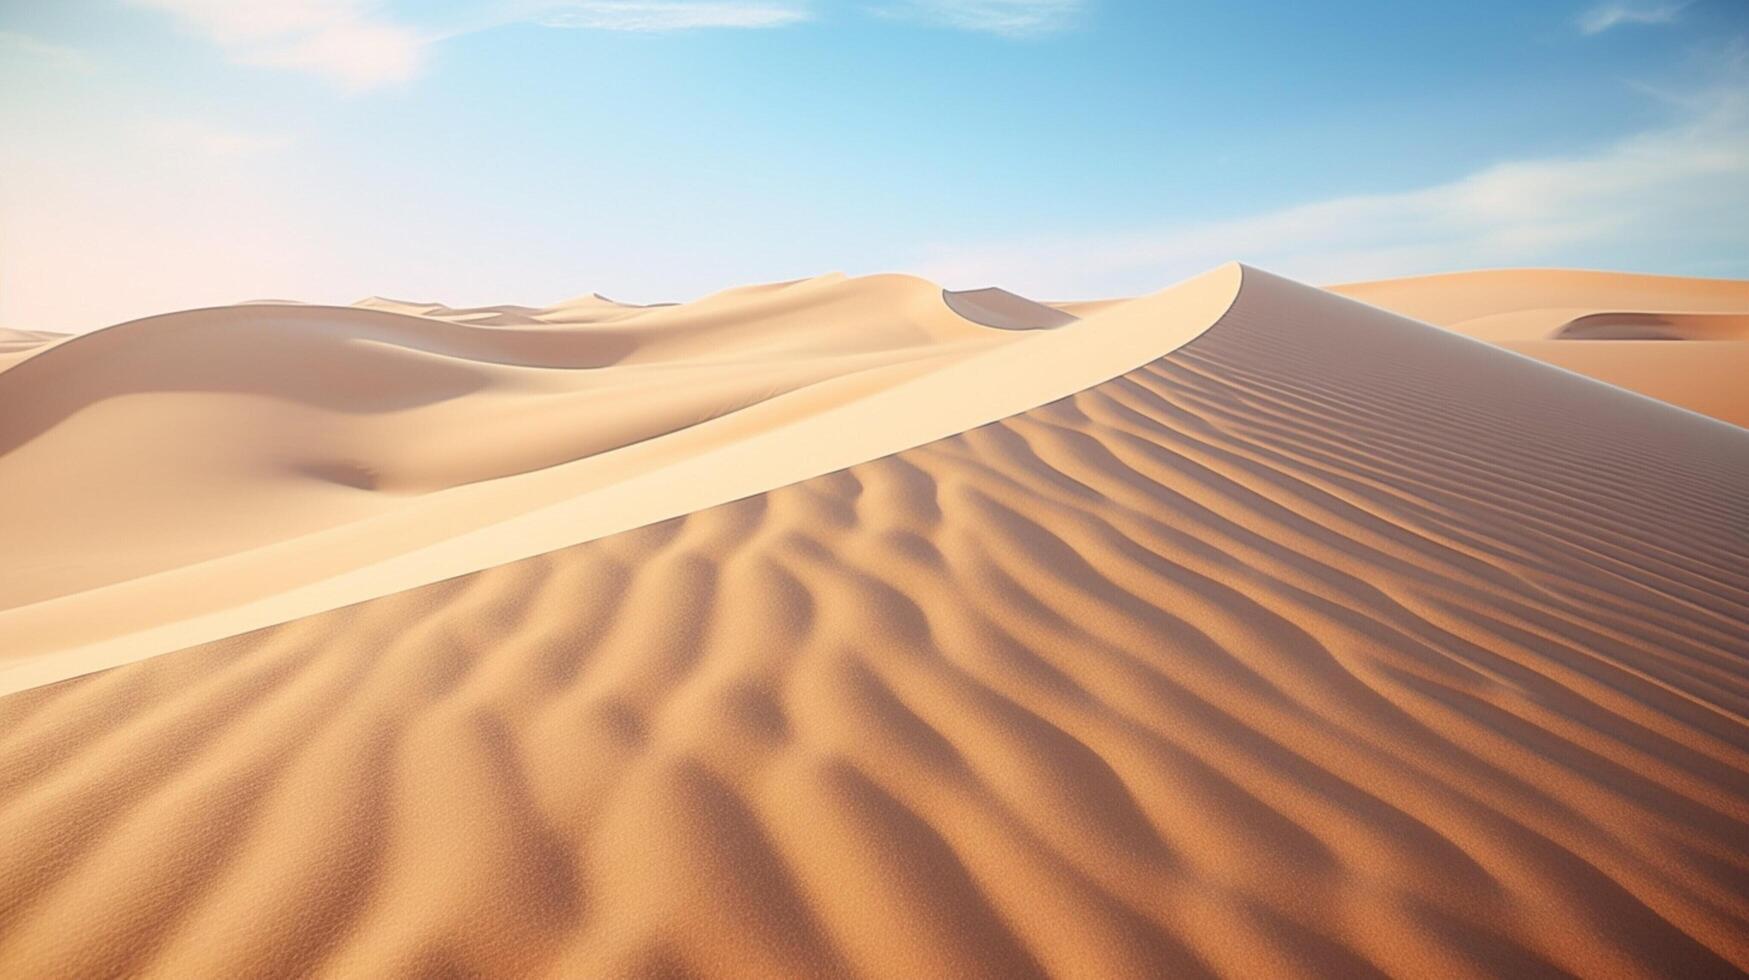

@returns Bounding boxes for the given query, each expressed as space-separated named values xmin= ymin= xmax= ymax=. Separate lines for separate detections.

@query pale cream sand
xmin=0 ymin=267 xmax=1745 ymax=976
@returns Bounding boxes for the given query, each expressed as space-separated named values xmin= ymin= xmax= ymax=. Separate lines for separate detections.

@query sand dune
xmin=1331 ymin=269 xmax=1749 ymax=427
xmin=0 ymin=269 xmax=1238 ymax=694
xmin=1553 ymin=311 xmax=1749 ymax=341
xmin=0 ymin=283 xmax=989 ymax=600
xmin=943 ymin=287 xmax=1080 ymax=330
xmin=0 ymin=266 xmax=1745 ymax=976
xmin=0 ymin=328 xmax=66 ymax=371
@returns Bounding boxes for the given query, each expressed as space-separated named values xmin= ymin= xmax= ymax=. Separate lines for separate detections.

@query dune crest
xmin=0 ymin=328 xmax=67 ymax=370
xmin=0 ymin=267 xmax=1744 ymax=976
xmin=1552 ymin=311 xmax=1749 ymax=341
xmin=0 ymin=268 xmax=1239 ymax=695
xmin=942 ymin=287 xmax=1080 ymax=330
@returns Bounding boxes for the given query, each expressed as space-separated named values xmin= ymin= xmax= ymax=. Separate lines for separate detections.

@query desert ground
xmin=0 ymin=265 xmax=1745 ymax=976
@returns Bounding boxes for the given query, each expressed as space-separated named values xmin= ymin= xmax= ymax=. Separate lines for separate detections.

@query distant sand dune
xmin=942 ymin=287 xmax=1080 ymax=330
xmin=0 ymin=328 xmax=66 ymax=370
xmin=1 ymin=269 xmax=1744 ymax=976
xmin=1553 ymin=311 xmax=1749 ymax=341
xmin=1332 ymin=269 xmax=1749 ymax=427
xmin=1330 ymin=268 xmax=1749 ymax=334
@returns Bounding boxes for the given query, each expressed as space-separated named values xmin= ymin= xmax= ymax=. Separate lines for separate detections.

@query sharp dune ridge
xmin=942 ymin=287 xmax=1081 ymax=331
xmin=0 ymin=274 xmax=1029 ymax=646
xmin=0 ymin=267 xmax=1239 ymax=694
xmin=0 ymin=328 xmax=68 ymax=371
xmin=0 ymin=267 xmax=1746 ymax=976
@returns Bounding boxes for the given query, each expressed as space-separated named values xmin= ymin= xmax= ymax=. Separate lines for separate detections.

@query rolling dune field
xmin=1 ymin=268 xmax=1745 ymax=976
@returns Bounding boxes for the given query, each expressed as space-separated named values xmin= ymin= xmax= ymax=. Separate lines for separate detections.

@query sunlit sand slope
xmin=0 ymin=274 xmax=1007 ymax=610
xmin=1 ymin=269 xmax=1745 ymax=977
xmin=1332 ymin=269 xmax=1749 ymax=427
xmin=0 ymin=268 xmax=1236 ymax=693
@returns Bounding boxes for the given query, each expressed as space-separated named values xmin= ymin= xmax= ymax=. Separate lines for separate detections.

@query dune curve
xmin=0 ymin=267 xmax=1744 ymax=976
xmin=0 ymin=328 xmax=66 ymax=370
xmin=943 ymin=287 xmax=1080 ymax=331
xmin=0 ymin=266 xmax=1240 ymax=696
xmin=1552 ymin=311 xmax=1749 ymax=341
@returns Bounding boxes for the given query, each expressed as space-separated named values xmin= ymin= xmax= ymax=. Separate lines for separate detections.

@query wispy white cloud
xmin=128 ymin=0 xmax=812 ymax=88
xmin=877 ymin=0 xmax=1084 ymax=37
xmin=126 ymin=0 xmax=1078 ymax=89
xmin=0 ymin=30 xmax=92 ymax=70
xmin=127 ymin=0 xmax=425 ymax=89
xmin=1578 ymin=1 xmax=1689 ymax=35
xmin=531 ymin=1 xmax=811 ymax=31
xmin=916 ymin=76 xmax=1749 ymax=295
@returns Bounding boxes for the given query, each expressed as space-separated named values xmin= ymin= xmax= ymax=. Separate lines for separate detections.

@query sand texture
xmin=1 ymin=268 xmax=1745 ymax=977
xmin=0 ymin=268 xmax=1240 ymax=694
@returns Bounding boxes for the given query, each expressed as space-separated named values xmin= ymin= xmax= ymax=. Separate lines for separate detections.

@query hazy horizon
xmin=3 ymin=0 xmax=1747 ymax=332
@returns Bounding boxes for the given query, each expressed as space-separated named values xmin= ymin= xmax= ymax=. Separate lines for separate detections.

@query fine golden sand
xmin=0 ymin=267 xmax=1745 ymax=977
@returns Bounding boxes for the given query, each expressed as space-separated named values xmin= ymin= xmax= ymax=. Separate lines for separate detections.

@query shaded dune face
xmin=1553 ymin=312 xmax=1749 ymax=341
xmin=942 ymin=287 xmax=1080 ymax=331
xmin=1 ymin=274 xmax=1747 ymax=976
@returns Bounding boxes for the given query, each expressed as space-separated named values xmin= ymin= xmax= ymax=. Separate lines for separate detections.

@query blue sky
xmin=1 ymin=0 xmax=1745 ymax=331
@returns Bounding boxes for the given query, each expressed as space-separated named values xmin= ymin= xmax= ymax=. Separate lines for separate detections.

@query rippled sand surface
xmin=1 ymin=269 xmax=1746 ymax=976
